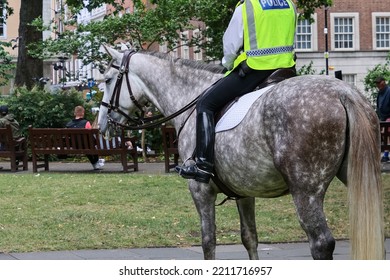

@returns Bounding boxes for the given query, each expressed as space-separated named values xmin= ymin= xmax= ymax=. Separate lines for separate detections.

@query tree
xmin=29 ymin=0 xmax=333 ymax=65
xmin=0 ymin=0 xmax=15 ymax=86
xmin=0 ymin=41 xmax=15 ymax=87
xmin=14 ymin=0 xmax=43 ymax=89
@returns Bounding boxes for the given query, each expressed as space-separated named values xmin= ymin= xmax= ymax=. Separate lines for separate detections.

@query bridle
xmin=101 ymin=49 xmax=244 ymax=200
xmin=100 ymin=50 xmax=198 ymax=131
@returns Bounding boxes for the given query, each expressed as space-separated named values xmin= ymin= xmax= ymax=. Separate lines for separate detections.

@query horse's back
xmin=214 ymin=75 xmax=352 ymax=197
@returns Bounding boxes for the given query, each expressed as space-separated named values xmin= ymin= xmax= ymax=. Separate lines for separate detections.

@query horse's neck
xmin=132 ymin=53 xmax=223 ymax=118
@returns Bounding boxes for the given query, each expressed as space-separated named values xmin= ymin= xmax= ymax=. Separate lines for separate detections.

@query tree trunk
xmin=14 ymin=0 xmax=43 ymax=89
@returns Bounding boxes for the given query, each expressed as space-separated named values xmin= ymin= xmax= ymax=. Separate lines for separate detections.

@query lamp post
xmin=324 ymin=4 xmax=329 ymax=75
xmin=57 ymin=56 xmax=68 ymax=87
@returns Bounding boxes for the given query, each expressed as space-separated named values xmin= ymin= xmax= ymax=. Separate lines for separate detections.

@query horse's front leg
xmin=189 ymin=180 xmax=218 ymax=260
xmin=236 ymin=197 xmax=259 ymax=259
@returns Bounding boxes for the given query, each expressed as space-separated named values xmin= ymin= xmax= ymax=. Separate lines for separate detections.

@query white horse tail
xmin=342 ymin=88 xmax=385 ymax=259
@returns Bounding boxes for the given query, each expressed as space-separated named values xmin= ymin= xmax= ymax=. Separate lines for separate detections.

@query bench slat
xmin=28 ymin=126 xmax=138 ymax=172
xmin=380 ymin=121 xmax=390 ymax=152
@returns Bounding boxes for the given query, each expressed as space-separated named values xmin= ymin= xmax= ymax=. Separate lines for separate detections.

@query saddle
xmin=215 ymin=67 xmax=296 ymax=122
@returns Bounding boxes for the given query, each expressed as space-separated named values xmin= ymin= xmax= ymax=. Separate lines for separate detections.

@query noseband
xmin=101 ymin=50 xmax=199 ymax=131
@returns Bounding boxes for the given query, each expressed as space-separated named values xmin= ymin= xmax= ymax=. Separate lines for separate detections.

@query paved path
xmin=1 ymin=239 xmax=389 ymax=260
xmin=0 ymin=161 xmax=389 ymax=260
xmin=0 ymin=161 xmax=170 ymax=174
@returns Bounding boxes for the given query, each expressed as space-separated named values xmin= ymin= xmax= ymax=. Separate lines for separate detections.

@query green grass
xmin=0 ymin=172 xmax=389 ymax=253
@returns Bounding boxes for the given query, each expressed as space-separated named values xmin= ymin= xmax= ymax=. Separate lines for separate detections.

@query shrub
xmin=2 ymin=86 xmax=93 ymax=137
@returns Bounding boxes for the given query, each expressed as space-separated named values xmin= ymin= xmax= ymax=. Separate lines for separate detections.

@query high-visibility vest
xmin=230 ymin=0 xmax=296 ymax=73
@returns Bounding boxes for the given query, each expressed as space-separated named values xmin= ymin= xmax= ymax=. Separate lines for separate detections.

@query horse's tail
xmin=341 ymin=88 xmax=385 ymax=259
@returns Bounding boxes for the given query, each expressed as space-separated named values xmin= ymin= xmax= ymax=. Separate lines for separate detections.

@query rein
xmin=101 ymin=49 xmax=246 ymax=201
xmin=101 ymin=50 xmax=198 ymax=131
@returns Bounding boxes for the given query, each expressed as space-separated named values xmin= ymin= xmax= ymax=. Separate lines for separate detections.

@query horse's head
xmin=98 ymin=45 xmax=148 ymax=134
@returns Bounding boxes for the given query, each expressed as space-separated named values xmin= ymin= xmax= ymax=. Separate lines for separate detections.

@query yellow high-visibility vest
xmin=230 ymin=0 xmax=297 ymax=73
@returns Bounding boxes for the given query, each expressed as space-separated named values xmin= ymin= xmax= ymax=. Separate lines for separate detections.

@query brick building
xmin=295 ymin=0 xmax=390 ymax=92
xmin=0 ymin=0 xmax=389 ymax=94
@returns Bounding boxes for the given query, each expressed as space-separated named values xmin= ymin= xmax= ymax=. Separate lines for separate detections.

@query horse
xmin=98 ymin=46 xmax=385 ymax=260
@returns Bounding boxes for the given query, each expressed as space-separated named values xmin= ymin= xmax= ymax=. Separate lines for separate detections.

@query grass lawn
xmin=0 ymin=172 xmax=389 ymax=253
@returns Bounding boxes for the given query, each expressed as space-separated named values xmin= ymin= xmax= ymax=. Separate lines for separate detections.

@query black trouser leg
xmin=87 ymin=154 xmax=99 ymax=165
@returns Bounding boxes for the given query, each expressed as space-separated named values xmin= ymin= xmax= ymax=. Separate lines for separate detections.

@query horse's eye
xmin=105 ymin=78 xmax=112 ymax=84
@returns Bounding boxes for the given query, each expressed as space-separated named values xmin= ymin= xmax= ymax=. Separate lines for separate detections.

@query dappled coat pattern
xmin=98 ymin=47 xmax=384 ymax=260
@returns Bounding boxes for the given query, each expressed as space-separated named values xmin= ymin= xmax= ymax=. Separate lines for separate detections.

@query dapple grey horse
xmin=98 ymin=46 xmax=384 ymax=260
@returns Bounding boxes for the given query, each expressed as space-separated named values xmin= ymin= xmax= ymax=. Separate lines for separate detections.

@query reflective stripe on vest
xmin=228 ymin=0 xmax=296 ymax=73
xmin=246 ymin=45 xmax=294 ymax=57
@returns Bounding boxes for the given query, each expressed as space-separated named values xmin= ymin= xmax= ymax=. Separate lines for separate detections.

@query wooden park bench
xmin=28 ymin=126 xmax=138 ymax=173
xmin=0 ymin=124 xmax=28 ymax=171
xmin=380 ymin=121 xmax=390 ymax=152
xmin=161 ymin=124 xmax=180 ymax=173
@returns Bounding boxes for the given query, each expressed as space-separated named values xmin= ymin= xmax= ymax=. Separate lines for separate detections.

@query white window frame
xmin=342 ymin=74 xmax=357 ymax=87
xmin=372 ymin=12 xmax=390 ymax=50
xmin=170 ymin=41 xmax=178 ymax=58
xmin=331 ymin=13 xmax=360 ymax=51
xmin=192 ymin=29 xmax=203 ymax=61
xmin=159 ymin=42 xmax=167 ymax=53
xmin=180 ymin=31 xmax=189 ymax=59
xmin=295 ymin=13 xmax=318 ymax=52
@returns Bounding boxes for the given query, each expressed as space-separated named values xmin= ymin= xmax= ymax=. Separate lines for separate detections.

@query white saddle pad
xmin=215 ymin=85 xmax=274 ymax=133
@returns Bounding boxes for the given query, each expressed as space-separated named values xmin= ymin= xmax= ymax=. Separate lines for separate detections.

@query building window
xmin=193 ymin=29 xmax=203 ymax=60
xmin=373 ymin=13 xmax=390 ymax=50
xmin=296 ymin=18 xmax=312 ymax=50
xmin=0 ymin=4 xmax=6 ymax=38
xmin=342 ymin=74 xmax=356 ymax=87
xmin=331 ymin=13 xmax=359 ymax=51
xmin=295 ymin=14 xmax=318 ymax=51
xmin=170 ymin=42 xmax=178 ymax=58
xmin=159 ymin=42 xmax=167 ymax=53
xmin=181 ymin=31 xmax=189 ymax=59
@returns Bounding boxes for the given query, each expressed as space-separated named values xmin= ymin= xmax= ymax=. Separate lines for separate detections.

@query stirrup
xmin=175 ymin=159 xmax=214 ymax=183
xmin=183 ymin=157 xmax=214 ymax=176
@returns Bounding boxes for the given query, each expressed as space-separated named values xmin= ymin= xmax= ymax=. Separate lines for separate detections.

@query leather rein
xmin=100 ymin=50 xmax=198 ymax=131
xmin=101 ymin=50 xmax=248 ymax=201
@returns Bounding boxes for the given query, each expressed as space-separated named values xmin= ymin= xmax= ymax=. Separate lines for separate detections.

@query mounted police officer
xmin=176 ymin=0 xmax=297 ymax=183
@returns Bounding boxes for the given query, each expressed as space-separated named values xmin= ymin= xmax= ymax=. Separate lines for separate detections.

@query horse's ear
xmin=101 ymin=44 xmax=122 ymax=61
xmin=120 ymin=43 xmax=129 ymax=51
xmin=101 ymin=44 xmax=113 ymax=57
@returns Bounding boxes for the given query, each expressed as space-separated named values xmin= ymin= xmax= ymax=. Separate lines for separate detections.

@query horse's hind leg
xmin=236 ymin=197 xmax=259 ymax=259
xmin=291 ymin=189 xmax=335 ymax=259
xmin=189 ymin=180 xmax=218 ymax=260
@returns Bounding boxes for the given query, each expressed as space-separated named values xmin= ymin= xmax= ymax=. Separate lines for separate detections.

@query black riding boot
xmin=176 ymin=112 xmax=215 ymax=183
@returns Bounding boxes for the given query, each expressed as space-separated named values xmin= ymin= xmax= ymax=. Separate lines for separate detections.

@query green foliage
xmin=3 ymin=87 xmax=93 ymax=136
xmin=0 ymin=0 xmax=14 ymax=20
xmin=0 ymin=41 xmax=16 ymax=87
xmin=30 ymin=0 xmax=333 ymax=65
xmin=295 ymin=0 xmax=332 ymax=22
xmin=66 ymin=0 xmax=125 ymax=12
xmin=297 ymin=61 xmax=317 ymax=75
xmin=364 ymin=52 xmax=390 ymax=101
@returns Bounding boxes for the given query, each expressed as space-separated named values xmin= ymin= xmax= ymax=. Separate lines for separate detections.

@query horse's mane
xmin=140 ymin=50 xmax=225 ymax=75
